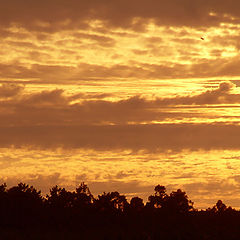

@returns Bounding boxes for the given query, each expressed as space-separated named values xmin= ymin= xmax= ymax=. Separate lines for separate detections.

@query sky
xmin=1 ymin=0 xmax=240 ymax=208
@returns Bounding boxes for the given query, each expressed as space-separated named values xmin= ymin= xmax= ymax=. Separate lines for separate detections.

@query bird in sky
xmin=201 ymin=37 xmax=205 ymax=40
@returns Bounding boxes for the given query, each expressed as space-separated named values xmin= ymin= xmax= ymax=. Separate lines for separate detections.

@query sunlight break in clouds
xmin=1 ymin=0 xmax=240 ymax=208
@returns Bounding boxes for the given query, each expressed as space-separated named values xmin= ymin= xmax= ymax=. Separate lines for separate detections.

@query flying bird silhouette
xmin=201 ymin=37 xmax=205 ymax=40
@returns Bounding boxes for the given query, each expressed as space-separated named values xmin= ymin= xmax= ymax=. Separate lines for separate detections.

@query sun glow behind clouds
xmin=1 ymin=21 xmax=240 ymax=82
xmin=1 ymin=148 xmax=240 ymax=209
xmin=2 ymin=0 xmax=240 ymax=209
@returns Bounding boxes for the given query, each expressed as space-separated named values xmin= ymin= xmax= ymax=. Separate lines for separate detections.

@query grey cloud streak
xmin=0 ymin=83 xmax=24 ymax=98
xmin=2 ymin=56 xmax=240 ymax=84
xmin=0 ymin=82 xmax=239 ymax=151
xmin=1 ymin=0 xmax=240 ymax=32
xmin=155 ymin=81 xmax=240 ymax=105
xmin=1 ymin=123 xmax=240 ymax=152
xmin=0 ymin=81 xmax=239 ymax=126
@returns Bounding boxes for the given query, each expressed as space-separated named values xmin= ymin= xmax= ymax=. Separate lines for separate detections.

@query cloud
xmin=0 ymin=173 xmax=67 ymax=194
xmin=20 ymin=89 xmax=68 ymax=106
xmin=0 ymin=81 xmax=239 ymax=127
xmin=69 ymin=92 xmax=113 ymax=100
xmin=1 ymin=57 xmax=240 ymax=83
xmin=72 ymin=32 xmax=116 ymax=47
xmin=0 ymin=87 xmax=190 ymax=126
xmin=0 ymin=83 xmax=24 ymax=98
xmin=1 ymin=0 xmax=240 ymax=32
xmin=1 ymin=123 xmax=240 ymax=151
xmin=1 ymin=173 xmax=155 ymax=201
xmin=3 ymin=172 xmax=240 ymax=209
xmin=182 ymin=178 xmax=240 ymax=208
xmin=86 ymin=180 xmax=153 ymax=198
xmin=0 ymin=82 xmax=238 ymax=151
xmin=155 ymin=81 xmax=239 ymax=105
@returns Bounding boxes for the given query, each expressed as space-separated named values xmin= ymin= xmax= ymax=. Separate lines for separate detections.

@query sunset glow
xmin=2 ymin=0 xmax=240 ymax=209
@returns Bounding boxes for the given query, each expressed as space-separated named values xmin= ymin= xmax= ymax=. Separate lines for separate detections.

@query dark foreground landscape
xmin=0 ymin=182 xmax=240 ymax=240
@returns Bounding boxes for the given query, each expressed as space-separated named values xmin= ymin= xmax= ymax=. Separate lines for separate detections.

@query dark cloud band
xmin=0 ymin=123 xmax=240 ymax=151
xmin=1 ymin=0 xmax=240 ymax=31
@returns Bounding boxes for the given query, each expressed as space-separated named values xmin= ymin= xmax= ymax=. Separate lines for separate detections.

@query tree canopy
xmin=0 ymin=182 xmax=239 ymax=240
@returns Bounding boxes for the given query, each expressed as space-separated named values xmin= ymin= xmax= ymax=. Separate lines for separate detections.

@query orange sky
xmin=1 ymin=0 xmax=240 ymax=208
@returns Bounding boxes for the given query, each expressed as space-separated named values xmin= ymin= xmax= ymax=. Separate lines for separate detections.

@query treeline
xmin=0 ymin=183 xmax=240 ymax=240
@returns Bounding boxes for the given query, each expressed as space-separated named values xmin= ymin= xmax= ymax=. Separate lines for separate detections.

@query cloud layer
xmin=1 ymin=123 xmax=240 ymax=151
xmin=0 ymin=81 xmax=239 ymax=126
xmin=0 ymin=82 xmax=239 ymax=151
xmin=1 ymin=0 xmax=240 ymax=32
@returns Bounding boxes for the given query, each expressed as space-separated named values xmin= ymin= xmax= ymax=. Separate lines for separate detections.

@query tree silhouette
xmin=0 ymin=183 xmax=7 ymax=193
xmin=95 ymin=191 xmax=128 ymax=213
xmin=147 ymin=185 xmax=167 ymax=208
xmin=74 ymin=182 xmax=94 ymax=208
xmin=0 ymin=183 xmax=8 ymax=222
xmin=0 ymin=182 xmax=239 ymax=240
xmin=163 ymin=189 xmax=194 ymax=213
xmin=6 ymin=183 xmax=43 ymax=226
xmin=216 ymin=200 xmax=227 ymax=213
xmin=46 ymin=185 xmax=74 ymax=208
xmin=129 ymin=197 xmax=144 ymax=211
